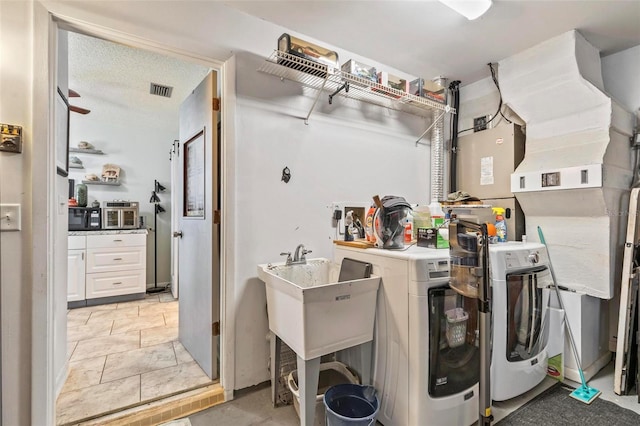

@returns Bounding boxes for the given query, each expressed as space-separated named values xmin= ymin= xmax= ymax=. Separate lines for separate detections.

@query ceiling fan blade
xmin=69 ymin=105 xmax=91 ymax=115
xmin=68 ymin=89 xmax=81 ymax=98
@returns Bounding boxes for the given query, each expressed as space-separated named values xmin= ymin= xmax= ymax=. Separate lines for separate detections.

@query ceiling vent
xmin=149 ymin=83 xmax=173 ymax=98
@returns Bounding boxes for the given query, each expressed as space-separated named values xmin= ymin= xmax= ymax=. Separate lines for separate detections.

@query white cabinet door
xmin=68 ymin=249 xmax=86 ymax=302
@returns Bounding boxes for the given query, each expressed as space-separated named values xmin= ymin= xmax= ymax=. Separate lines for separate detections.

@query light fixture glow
xmin=439 ymin=0 xmax=492 ymax=20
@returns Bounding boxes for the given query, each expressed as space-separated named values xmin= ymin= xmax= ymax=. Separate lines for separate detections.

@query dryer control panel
xmin=502 ymin=248 xmax=548 ymax=271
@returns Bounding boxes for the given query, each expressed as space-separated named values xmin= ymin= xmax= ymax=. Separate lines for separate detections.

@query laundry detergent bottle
xmin=493 ymin=207 xmax=507 ymax=242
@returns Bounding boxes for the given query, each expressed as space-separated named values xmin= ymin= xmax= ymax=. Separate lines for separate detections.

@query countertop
xmin=68 ymin=229 xmax=148 ymax=236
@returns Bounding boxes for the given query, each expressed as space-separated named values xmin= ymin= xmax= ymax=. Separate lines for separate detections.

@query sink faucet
xmin=293 ymin=244 xmax=312 ymax=264
xmin=280 ymin=244 xmax=313 ymax=265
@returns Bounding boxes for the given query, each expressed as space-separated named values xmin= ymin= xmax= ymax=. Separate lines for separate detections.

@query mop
xmin=537 ymin=226 xmax=602 ymax=404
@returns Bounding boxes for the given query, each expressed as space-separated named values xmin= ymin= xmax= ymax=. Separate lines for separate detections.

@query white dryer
xmin=489 ymin=242 xmax=552 ymax=401
xmin=333 ymin=245 xmax=479 ymax=426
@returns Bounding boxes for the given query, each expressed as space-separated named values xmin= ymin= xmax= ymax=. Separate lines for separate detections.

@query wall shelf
xmin=82 ymin=180 xmax=121 ymax=186
xmin=70 ymin=148 xmax=105 ymax=155
xmin=257 ymin=50 xmax=454 ymax=139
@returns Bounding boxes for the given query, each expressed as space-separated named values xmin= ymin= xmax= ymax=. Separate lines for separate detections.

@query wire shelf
xmin=258 ymin=50 xmax=455 ymax=120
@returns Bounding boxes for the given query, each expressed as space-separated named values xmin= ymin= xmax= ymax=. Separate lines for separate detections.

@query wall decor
xmin=184 ymin=130 xmax=205 ymax=218
xmin=55 ymin=87 xmax=70 ymax=177
xmin=0 ymin=123 xmax=23 ymax=153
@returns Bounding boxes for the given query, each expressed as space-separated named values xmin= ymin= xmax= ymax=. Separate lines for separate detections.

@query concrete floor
xmin=165 ymin=359 xmax=639 ymax=426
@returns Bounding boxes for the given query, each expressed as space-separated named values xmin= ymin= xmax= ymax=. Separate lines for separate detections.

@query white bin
xmin=287 ymin=361 xmax=360 ymax=420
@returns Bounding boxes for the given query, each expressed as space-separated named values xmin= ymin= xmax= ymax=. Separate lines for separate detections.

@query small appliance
xmin=102 ymin=200 xmax=139 ymax=229
xmin=68 ymin=207 xmax=101 ymax=231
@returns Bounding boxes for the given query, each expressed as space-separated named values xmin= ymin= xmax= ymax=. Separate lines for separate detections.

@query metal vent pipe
xmin=431 ymin=77 xmax=447 ymax=202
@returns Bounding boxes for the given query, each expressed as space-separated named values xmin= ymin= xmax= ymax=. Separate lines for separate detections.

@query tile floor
xmin=57 ymin=292 xmax=213 ymax=425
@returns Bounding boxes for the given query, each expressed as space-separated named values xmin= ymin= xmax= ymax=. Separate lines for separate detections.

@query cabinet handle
xmin=82 ymin=252 xmax=85 ymax=261
xmin=113 ymin=258 xmax=123 ymax=261
xmin=113 ymin=282 xmax=123 ymax=285
xmin=113 ymin=239 xmax=123 ymax=242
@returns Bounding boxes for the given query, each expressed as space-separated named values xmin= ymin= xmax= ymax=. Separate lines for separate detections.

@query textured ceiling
xmin=67 ymin=31 xmax=210 ymax=126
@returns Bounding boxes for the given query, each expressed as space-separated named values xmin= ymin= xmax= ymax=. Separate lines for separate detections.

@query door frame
xmin=33 ymin=8 xmax=237 ymax=424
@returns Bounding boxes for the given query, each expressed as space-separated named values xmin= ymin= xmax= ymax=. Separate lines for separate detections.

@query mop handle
xmin=537 ymin=226 xmax=588 ymax=387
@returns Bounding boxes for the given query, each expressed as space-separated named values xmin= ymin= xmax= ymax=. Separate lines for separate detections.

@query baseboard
xmin=55 ymin=360 xmax=70 ymax=399
xmin=564 ymin=351 xmax=612 ymax=383
xmin=146 ymin=281 xmax=171 ymax=290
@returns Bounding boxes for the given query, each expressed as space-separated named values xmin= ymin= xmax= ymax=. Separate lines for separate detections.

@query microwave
xmin=69 ymin=207 xmax=101 ymax=231
xmin=102 ymin=201 xmax=139 ymax=229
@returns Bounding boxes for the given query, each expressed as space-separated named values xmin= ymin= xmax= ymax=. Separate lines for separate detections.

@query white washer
xmin=334 ymin=245 xmax=478 ymax=426
xmin=489 ymin=242 xmax=552 ymax=401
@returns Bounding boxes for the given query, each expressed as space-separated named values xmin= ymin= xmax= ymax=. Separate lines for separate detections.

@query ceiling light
xmin=439 ymin=0 xmax=492 ymax=20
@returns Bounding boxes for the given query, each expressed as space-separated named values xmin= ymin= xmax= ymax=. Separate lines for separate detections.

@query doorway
xmin=56 ymin=30 xmax=224 ymax=424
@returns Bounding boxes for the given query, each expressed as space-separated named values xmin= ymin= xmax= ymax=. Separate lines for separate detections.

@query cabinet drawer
xmin=87 ymin=246 xmax=145 ymax=273
xmin=86 ymin=270 xmax=145 ymax=299
xmin=87 ymin=233 xmax=146 ymax=249
xmin=68 ymin=235 xmax=86 ymax=250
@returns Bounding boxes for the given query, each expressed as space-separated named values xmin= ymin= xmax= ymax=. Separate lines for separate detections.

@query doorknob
xmin=173 ymin=231 xmax=183 ymax=238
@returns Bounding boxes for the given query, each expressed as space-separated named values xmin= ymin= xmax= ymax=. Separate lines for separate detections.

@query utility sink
xmin=258 ymin=258 xmax=380 ymax=360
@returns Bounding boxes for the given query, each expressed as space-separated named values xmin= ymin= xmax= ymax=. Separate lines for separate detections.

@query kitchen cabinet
xmin=67 ymin=231 xmax=147 ymax=307
xmin=85 ymin=233 xmax=146 ymax=300
xmin=258 ymin=50 xmax=454 ymax=143
xmin=67 ymin=236 xmax=86 ymax=307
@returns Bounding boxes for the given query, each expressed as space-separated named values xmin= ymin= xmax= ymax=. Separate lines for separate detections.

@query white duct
xmin=431 ymin=77 xmax=447 ymax=201
xmin=500 ymin=30 xmax=634 ymax=299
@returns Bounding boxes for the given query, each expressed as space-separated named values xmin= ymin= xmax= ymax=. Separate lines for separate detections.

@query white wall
xmin=0 ymin=2 xmax=33 ymax=424
xmin=602 ymin=45 xmax=640 ymax=116
xmin=68 ymin=98 xmax=175 ymax=286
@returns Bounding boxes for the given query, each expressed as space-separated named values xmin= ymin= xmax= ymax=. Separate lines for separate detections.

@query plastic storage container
xmin=412 ymin=206 xmax=432 ymax=240
xmin=375 ymin=72 xmax=409 ymax=98
xmin=341 ymin=59 xmax=377 ymax=85
xmin=288 ymin=361 xmax=360 ymax=421
xmin=408 ymin=78 xmax=447 ymax=104
xmin=324 ymin=384 xmax=379 ymax=426
xmin=278 ymin=33 xmax=339 ymax=77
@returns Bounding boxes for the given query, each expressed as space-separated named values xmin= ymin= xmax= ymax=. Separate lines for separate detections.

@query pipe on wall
xmin=431 ymin=77 xmax=448 ymax=202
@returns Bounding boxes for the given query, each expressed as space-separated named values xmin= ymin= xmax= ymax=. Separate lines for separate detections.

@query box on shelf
xmin=277 ymin=33 xmax=339 ymax=77
xmin=377 ymin=71 xmax=408 ymax=92
xmin=341 ymin=59 xmax=377 ymax=84
xmin=409 ymin=78 xmax=447 ymax=104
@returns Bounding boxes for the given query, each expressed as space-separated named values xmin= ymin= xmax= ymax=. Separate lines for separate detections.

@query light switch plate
xmin=0 ymin=204 xmax=21 ymax=231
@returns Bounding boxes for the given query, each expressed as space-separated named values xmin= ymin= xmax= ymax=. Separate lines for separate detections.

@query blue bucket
xmin=323 ymin=384 xmax=379 ymax=426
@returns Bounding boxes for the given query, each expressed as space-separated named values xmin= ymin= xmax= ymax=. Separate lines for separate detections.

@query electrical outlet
xmin=0 ymin=204 xmax=21 ymax=231
xmin=473 ymin=115 xmax=489 ymax=132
